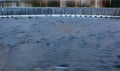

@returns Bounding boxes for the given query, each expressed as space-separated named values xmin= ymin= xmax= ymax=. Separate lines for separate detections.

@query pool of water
xmin=0 ymin=17 xmax=120 ymax=71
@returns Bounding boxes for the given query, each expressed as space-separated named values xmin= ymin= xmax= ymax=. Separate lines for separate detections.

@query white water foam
xmin=0 ymin=14 xmax=120 ymax=19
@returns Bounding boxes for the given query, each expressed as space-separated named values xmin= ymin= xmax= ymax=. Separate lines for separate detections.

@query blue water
xmin=0 ymin=17 xmax=120 ymax=71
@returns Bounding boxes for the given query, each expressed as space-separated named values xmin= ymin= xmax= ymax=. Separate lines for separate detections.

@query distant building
xmin=42 ymin=0 xmax=103 ymax=7
xmin=0 ymin=0 xmax=26 ymax=7
xmin=0 ymin=0 xmax=119 ymax=8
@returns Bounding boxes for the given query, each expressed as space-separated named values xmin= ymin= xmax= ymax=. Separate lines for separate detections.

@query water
xmin=0 ymin=17 xmax=120 ymax=71
xmin=0 ymin=7 xmax=120 ymax=16
xmin=0 ymin=1 xmax=119 ymax=16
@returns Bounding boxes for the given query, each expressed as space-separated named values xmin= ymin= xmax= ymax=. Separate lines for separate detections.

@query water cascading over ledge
xmin=0 ymin=7 xmax=120 ymax=16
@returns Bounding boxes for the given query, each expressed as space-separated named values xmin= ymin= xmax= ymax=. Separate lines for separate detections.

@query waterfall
xmin=0 ymin=7 xmax=120 ymax=16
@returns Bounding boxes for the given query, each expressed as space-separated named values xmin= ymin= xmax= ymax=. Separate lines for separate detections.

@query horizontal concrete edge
xmin=0 ymin=15 xmax=120 ymax=19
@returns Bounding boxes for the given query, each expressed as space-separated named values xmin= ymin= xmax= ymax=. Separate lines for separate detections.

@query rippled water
xmin=0 ymin=17 xmax=120 ymax=71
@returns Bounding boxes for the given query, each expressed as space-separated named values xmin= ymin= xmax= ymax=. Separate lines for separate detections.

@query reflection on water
xmin=0 ymin=0 xmax=120 ymax=8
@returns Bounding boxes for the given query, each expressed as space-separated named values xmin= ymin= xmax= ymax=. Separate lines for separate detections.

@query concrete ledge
xmin=0 ymin=15 xmax=120 ymax=19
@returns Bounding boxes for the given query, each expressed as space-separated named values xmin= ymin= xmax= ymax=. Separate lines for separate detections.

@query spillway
xmin=0 ymin=7 xmax=120 ymax=16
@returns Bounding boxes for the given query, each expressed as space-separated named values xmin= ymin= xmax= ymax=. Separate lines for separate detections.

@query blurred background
xmin=0 ymin=0 xmax=120 ymax=8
